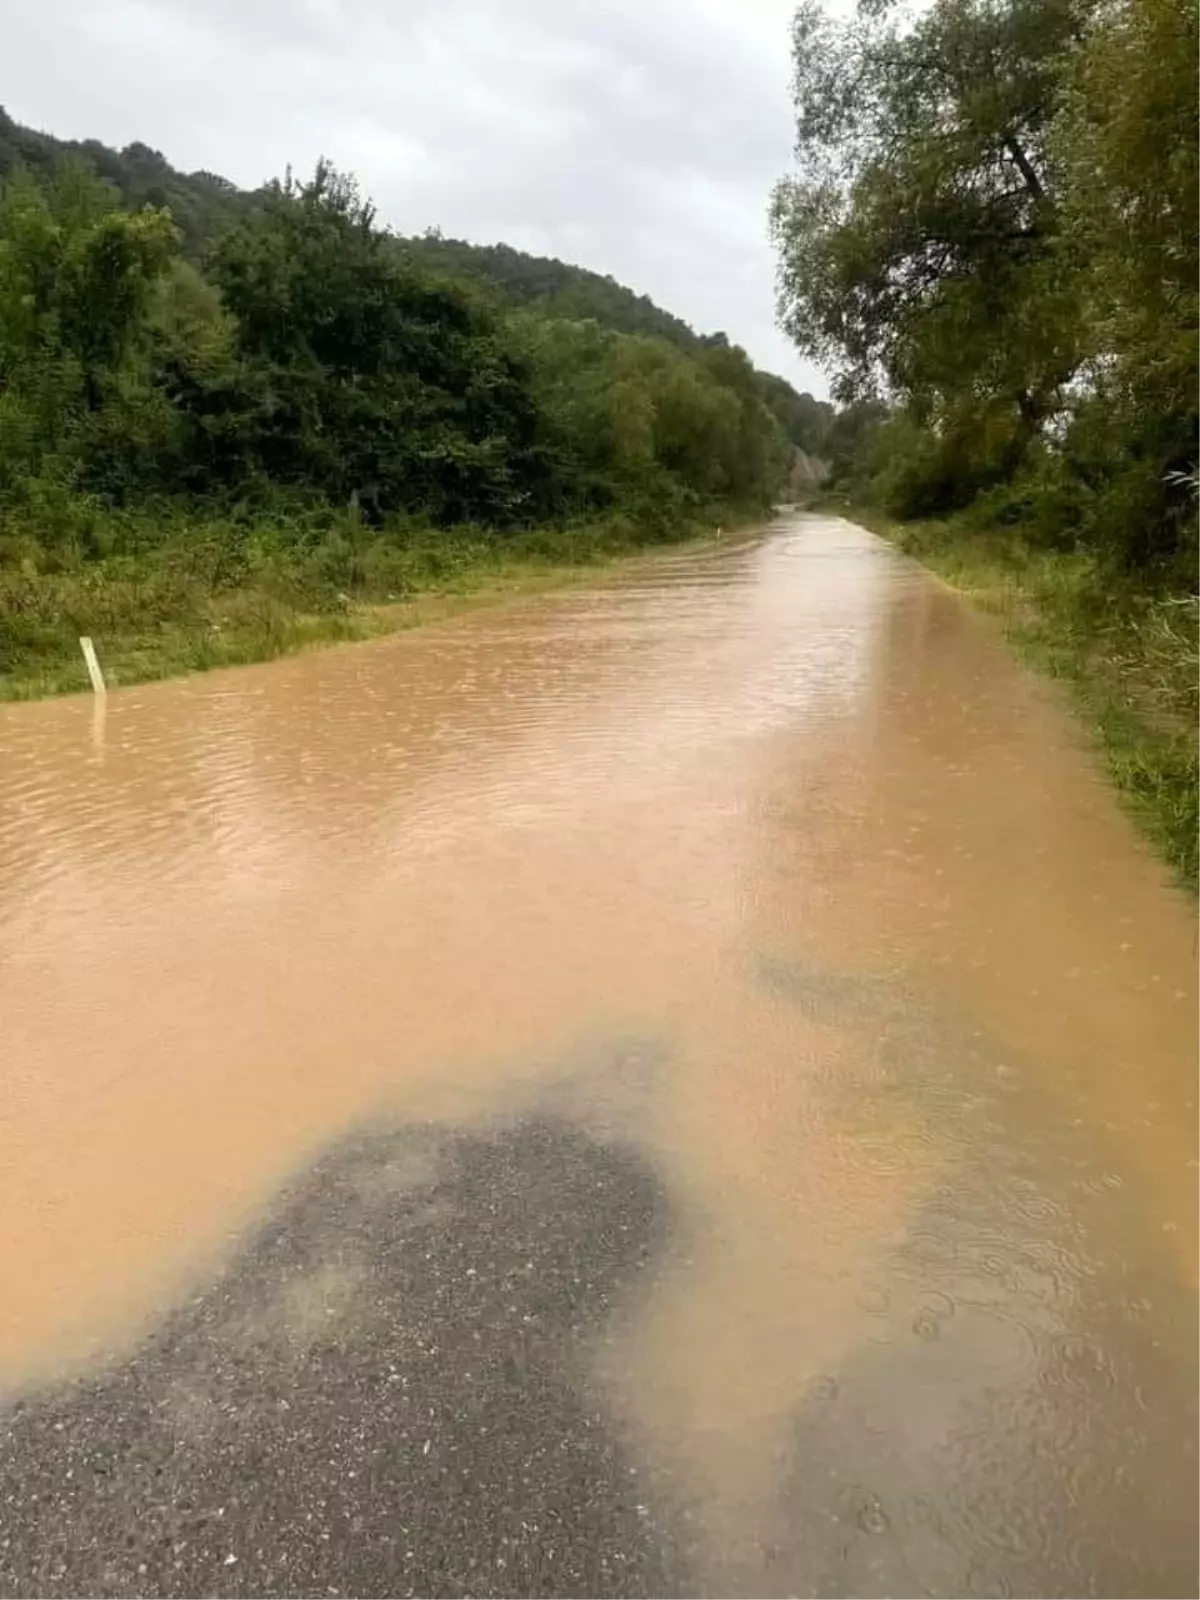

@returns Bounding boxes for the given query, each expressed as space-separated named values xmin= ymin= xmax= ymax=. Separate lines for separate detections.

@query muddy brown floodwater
xmin=0 ymin=513 xmax=1196 ymax=1597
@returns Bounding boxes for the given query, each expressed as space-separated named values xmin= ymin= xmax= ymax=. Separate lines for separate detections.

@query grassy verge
xmin=847 ymin=506 xmax=1198 ymax=889
xmin=0 ymin=506 xmax=754 ymax=703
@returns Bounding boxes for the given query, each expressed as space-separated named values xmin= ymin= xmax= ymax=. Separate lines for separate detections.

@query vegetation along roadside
xmin=0 ymin=509 xmax=757 ymax=703
xmin=0 ymin=110 xmax=831 ymax=702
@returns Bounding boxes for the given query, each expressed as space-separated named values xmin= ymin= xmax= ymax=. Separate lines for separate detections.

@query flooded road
xmin=1 ymin=513 xmax=1196 ymax=1596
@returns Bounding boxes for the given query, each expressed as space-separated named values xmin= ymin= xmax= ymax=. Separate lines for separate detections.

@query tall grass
xmin=0 ymin=504 xmax=743 ymax=702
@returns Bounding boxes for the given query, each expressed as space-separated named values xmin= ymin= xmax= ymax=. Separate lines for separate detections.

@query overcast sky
xmin=5 ymin=0 xmax=827 ymax=395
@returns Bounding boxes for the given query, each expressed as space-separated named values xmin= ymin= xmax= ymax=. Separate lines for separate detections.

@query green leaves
xmin=0 ymin=137 xmax=794 ymax=562
xmin=775 ymin=0 xmax=1198 ymax=578
xmin=513 ymin=313 xmax=788 ymax=518
xmin=202 ymin=164 xmax=543 ymax=525
xmin=773 ymin=0 xmax=1086 ymax=408
xmin=0 ymin=168 xmax=177 ymax=502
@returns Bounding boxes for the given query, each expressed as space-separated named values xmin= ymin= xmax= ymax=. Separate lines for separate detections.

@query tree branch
xmin=1005 ymin=136 xmax=1045 ymax=201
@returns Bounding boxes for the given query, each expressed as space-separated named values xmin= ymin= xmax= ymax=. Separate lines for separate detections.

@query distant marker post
xmin=79 ymin=636 xmax=106 ymax=695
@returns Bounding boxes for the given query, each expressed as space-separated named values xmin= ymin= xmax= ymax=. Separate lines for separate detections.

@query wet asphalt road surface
xmin=0 ymin=1119 xmax=687 ymax=1598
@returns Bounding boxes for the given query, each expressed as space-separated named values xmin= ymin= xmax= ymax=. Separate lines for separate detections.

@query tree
xmin=510 ymin=313 xmax=788 ymax=520
xmin=771 ymin=0 xmax=1090 ymax=476
xmin=209 ymin=164 xmax=543 ymax=524
xmin=1050 ymin=0 xmax=1199 ymax=574
xmin=756 ymin=373 xmax=834 ymax=457
xmin=0 ymin=166 xmax=176 ymax=504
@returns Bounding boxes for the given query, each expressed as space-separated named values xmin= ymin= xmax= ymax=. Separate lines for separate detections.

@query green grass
xmin=0 ymin=505 xmax=752 ymax=702
xmin=848 ymin=506 xmax=1198 ymax=890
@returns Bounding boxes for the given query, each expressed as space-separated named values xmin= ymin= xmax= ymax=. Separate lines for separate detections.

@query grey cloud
xmin=5 ymin=0 xmax=826 ymax=394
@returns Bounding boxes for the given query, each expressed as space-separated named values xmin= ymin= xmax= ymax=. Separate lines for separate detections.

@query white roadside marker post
xmin=79 ymin=636 xmax=106 ymax=695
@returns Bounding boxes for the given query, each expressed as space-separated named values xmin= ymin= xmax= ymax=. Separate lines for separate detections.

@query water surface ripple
xmin=1 ymin=515 xmax=1195 ymax=1596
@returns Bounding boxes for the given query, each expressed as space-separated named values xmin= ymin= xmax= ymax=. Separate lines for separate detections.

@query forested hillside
xmin=398 ymin=235 xmax=701 ymax=352
xmin=773 ymin=0 xmax=1198 ymax=881
xmin=0 ymin=108 xmax=252 ymax=256
xmin=0 ymin=111 xmax=826 ymax=697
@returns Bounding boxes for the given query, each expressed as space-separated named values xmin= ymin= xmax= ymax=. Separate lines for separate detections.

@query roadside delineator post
xmin=79 ymin=636 xmax=106 ymax=695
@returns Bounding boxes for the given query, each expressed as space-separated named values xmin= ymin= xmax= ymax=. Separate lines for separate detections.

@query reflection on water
xmin=1 ymin=514 xmax=1195 ymax=1594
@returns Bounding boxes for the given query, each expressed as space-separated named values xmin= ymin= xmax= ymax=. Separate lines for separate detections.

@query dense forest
xmin=772 ymin=0 xmax=1198 ymax=880
xmin=398 ymin=235 xmax=702 ymax=354
xmin=0 ymin=107 xmax=831 ymax=697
